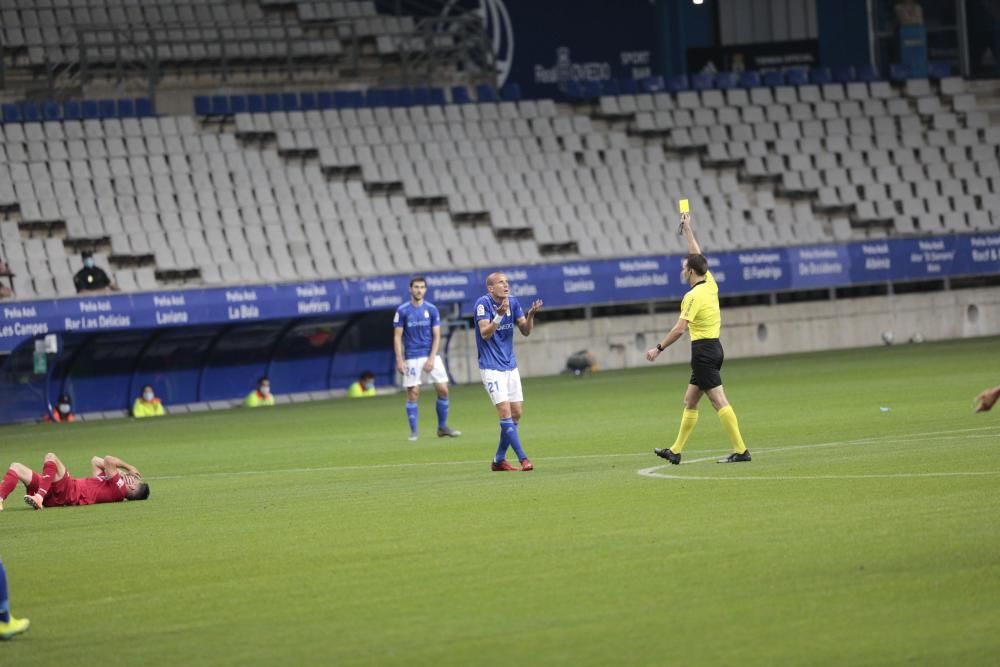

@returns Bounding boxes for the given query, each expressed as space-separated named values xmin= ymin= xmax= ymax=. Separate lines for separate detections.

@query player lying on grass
xmin=0 ymin=453 xmax=149 ymax=511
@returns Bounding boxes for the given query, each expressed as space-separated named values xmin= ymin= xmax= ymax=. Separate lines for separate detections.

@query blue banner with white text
xmin=2 ymin=233 xmax=999 ymax=355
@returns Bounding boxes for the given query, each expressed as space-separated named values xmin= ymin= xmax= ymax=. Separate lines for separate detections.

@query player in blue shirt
xmin=474 ymin=271 xmax=543 ymax=471
xmin=393 ymin=276 xmax=461 ymax=441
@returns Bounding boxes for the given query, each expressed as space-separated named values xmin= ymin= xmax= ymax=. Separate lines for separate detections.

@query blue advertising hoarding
xmin=3 ymin=232 xmax=999 ymax=356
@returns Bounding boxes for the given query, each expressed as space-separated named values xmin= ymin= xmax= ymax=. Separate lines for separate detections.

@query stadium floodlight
xmin=693 ymin=0 xmax=704 ymax=5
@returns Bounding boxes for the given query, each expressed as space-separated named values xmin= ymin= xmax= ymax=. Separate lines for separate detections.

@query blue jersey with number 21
xmin=474 ymin=295 xmax=524 ymax=371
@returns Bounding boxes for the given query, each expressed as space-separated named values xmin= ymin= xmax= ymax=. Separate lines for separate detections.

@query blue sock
xmin=406 ymin=402 xmax=418 ymax=434
xmin=494 ymin=432 xmax=509 ymax=463
xmin=0 ymin=557 xmax=10 ymax=623
xmin=436 ymin=398 xmax=449 ymax=429
xmin=501 ymin=419 xmax=527 ymax=461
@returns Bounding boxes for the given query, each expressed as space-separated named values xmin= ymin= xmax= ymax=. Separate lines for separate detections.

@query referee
xmin=645 ymin=211 xmax=751 ymax=464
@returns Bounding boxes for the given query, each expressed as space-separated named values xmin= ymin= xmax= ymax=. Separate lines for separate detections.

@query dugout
xmin=0 ymin=309 xmax=445 ymax=424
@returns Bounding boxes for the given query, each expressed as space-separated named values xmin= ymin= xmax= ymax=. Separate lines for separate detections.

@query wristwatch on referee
xmin=655 ymin=343 xmax=664 ymax=352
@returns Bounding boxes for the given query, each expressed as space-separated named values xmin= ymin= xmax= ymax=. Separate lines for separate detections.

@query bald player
xmin=474 ymin=272 xmax=543 ymax=471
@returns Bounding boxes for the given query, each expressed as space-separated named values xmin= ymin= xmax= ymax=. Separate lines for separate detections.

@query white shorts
xmin=402 ymin=355 xmax=449 ymax=388
xmin=480 ymin=368 xmax=524 ymax=405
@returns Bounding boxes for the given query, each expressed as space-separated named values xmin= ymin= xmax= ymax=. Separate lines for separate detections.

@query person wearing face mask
xmin=245 ymin=376 xmax=275 ymax=407
xmin=44 ymin=394 xmax=76 ymax=423
xmin=133 ymin=385 xmax=165 ymax=418
xmin=73 ymin=251 xmax=113 ymax=293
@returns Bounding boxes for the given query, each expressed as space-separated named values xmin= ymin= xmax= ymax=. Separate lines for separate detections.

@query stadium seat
xmin=194 ymin=96 xmax=212 ymax=116
xmin=395 ymin=88 xmax=414 ymax=107
xmin=476 ymin=84 xmax=499 ymax=102
xmin=667 ymin=74 xmax=689 ymax=92
xmin=786 ymin=68 xmax=810 ymax=85
xmin=228 ymin=95 xmax=248 ymax=115
xmin=740 ymin=71 xmax=762 ymax=88
xmin=118 ymin=98 xmax=136 ymax=117
xmin=317 ymin=91 xmax=335 ymax=109
xmin=619 ymin=79 xmax=639 ymax=94
xmin=281 ymin=93 xmax=300 ymax=111
xmin=22 ymin=101 xmax=40 ymax=122
xmin=63 ymin=100 xmax=82 ymax=120
xmin=856 ymin=64 xmax=879 ymax=82
xmin=928 ymin=62 xmax=951 ymax=79
xmin=715 ymin=72 xmax=738 ymax=89
xmin=762 ymin=70 xmax=784 ymax=86
xmin=691 ymin=73 xmax=714 ymax=90
xmin=135 ymin=98 xmax=155 ymax=117
xmin=81 ymin=100 xmax=100 ymax=119
xmin=451 ymin=86 xmax=471 ymax=104
xmin=98 ymin=99 xmax=117 ymax=119
xmin=300 ymin=92 xmax=318 ymax=110
xmin=811 ymin=67 xmax=834 ymax=84
xmin=500 ymin=82 xmax=522 ymax=101
xmin=639 ymin=75 xmax=665 ymax=93
xmin=1 ymin=103 xmax=19 ymax=123
xmin=428 ymin=87 xmax=447 ymax=105
xmin=833 ymin=66 xmax=855 ymax=83
xmin=265 ymin=93 xmax=283 ymax=112
xmin=42 ymin=100 xmax=61 ymax=121
xmin=890 ymin=63 xmax=911 ymax=81
xmin=247 ymin=94 xmax=265 ymax=113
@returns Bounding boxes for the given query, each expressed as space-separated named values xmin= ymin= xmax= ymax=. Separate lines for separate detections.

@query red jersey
xmin=45 ymin=473 xmax=128 ymax=507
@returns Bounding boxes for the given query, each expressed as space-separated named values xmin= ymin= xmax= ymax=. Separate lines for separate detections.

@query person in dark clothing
xmin=73 ymin=251 xmax=113 ymax=293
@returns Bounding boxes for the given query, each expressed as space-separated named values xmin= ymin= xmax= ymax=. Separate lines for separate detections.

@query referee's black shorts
xmin=689 ymin=338 xmax=724 ymax=390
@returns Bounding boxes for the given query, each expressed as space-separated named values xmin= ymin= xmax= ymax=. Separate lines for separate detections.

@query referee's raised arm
xmin=680 ymin=212 xmax=701 ymax=255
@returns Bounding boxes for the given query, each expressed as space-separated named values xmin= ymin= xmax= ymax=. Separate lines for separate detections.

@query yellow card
xmin=678 ymin=199 xmax=689 ymax=214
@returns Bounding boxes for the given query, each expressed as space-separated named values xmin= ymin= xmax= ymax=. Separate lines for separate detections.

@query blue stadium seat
xmin=264 ymin=93 xmax=283 ymax=112
xmin=476 ymin=84 xmax=498 ymax=102
xmin=762 ymin=70 xmax=784 ymax=86
xmin=639 ymin=76 xmax=665 ymax=93
xmin=395 ymin=88 xmax=414 ymax=107
xmin=333 ymin=91 xmax=362 ymax=108
xmin=209 ymin=96 xmax=229 ymax=116
xmin=63 ymin=100 xmax=82 ymax=120
xmin=317 ymin=91 xmax=334 ymax=109
xmin=228 ymin=95 xmax=247 ymax=114
xmin=690 ymin=73 xmax=713 ymax=90
xmin=928 ymin=62 xmax=951 ymax=79
xmin=1 ymin=103 xmax=21 ymax=123
xmin=135 ymin=97 xmax=155 ymax=117
xmin=810 ymin=67 xmax=833 ymax=84
xmin=281 ymin=93 xmax=300 ymax=111
xmin=889 ymin=63 xmax=910 ymax=81
xmin=786 ymin=68 xmax=809 ymax=85
xmin=562 ymin=80 xmax=584 ymax=99
xmin=450 ymin=85 xmax=471 ymax=104
xmin=365 ymin=88 xmax=386 ymax=107
xmin=98 ymin=99 xmax=117 ymax=118
xmin=619 ymin=79 xmax=638 ymax=94
xmin=500 ymin=82 xmax=522 ymax=101
xmin=856 ymin=64 xmax=879 ymax=82
xmin=300 ymin=92 xmax=318 ymax=110
xmin=246 ymin=94 xmax=264 ymax=113
xmin=715 ymin=72 xmax=738 ymax=89
xmin=428 ymin=87 xmax=447 ymax=105
xmin=599 ymin=79 xmax=620 ymax=96
xmin=81 ymin=100 xmax=100 ymax=119
xmin=42 ymin=100 xmax=61 ymax=121
xmin=194 ymin=96 xmax=212 ymax=116
xmin=833 ymin=65 xmax=855 ymax=83
xmin=22 ymin=101 xmax=40 ymax=122
xmin=667 ymin=74 xmax=689 ymax=93
xmin=117 ymin=98 xmax=136 ymax=117
xmin=582 ymin=81 xmax=602 ymax=98
xmin=740 ymin=71 xmax=761 ymax=88
xmin=412 ymin=87 xmax=431 ymax=106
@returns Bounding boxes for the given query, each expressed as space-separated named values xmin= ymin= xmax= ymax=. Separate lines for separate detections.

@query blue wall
xmin=655 ymin=0 xmax=717 ymax=77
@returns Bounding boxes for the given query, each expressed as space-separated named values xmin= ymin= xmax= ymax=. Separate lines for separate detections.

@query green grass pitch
xmin=2 ymin=336 xmax=999 ymax=665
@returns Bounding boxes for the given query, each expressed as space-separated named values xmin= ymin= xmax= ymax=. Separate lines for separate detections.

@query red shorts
xmin=26 ymin=472 xmax=75 ymax=507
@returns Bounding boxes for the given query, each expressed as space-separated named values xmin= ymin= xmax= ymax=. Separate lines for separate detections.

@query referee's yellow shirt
xmin=680 ymin=270 xmax=721 ymax=340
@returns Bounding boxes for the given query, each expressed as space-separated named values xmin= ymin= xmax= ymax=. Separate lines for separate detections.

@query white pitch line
xmin=638 ymin=427 xmax=1000 ymax=481
xmin=141 ymin=425 xmax=1000 ymax=482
